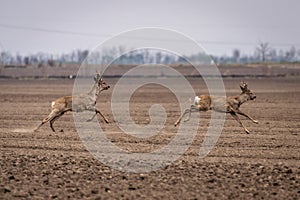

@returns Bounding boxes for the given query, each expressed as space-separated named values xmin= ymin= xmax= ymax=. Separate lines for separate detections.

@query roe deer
xmin=34 ymin=72 xmax=110 ymax=132
xmin=174 ymin=81 xmax=258 ymax=134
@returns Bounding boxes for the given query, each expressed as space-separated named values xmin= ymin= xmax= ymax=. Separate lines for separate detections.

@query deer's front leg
xmin=87 ymin=108 xmax=109 ymax=123
xmin=236 ymin=109 xmax=258 ymax=124
xmin=96 ymin=109 xmax=109 ymax=123
xmin=230 ymin=112 xmax=250 ymax=134
xmin=86 ymin=113 xmax=97 ymax=122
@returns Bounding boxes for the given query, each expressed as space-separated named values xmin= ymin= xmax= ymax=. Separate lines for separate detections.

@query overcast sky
xmin=0 ymin=0 xmax=299 ymax=56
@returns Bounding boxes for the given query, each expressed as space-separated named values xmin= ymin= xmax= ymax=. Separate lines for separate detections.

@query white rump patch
xmin=51 ymin=101 xmax=55 ymax=108
xmin=194 ymin=96 xmax=201 ymax=105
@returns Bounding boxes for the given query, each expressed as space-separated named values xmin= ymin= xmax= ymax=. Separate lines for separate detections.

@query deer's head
xmin=240 ymin=81 xmax=256 ymax=100
xmin=94 ymin=72 xmax=110 ymax=92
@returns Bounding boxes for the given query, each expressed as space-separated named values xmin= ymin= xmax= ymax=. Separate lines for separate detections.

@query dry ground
xmin=0 ymin=77 xmax=299 ymax=199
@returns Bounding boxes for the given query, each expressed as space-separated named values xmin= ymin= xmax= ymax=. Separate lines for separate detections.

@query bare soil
xmin=1 ymin=77 xmax=300 ymax=199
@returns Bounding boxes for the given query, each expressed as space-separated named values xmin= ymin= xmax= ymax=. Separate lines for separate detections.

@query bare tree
xmin=285 ymin=46 xmax=296 ymax=62
xmin=256 ymin=42 xmax=270 ymax=62
xmin=232 ymin=49 xmax=240 ymax=63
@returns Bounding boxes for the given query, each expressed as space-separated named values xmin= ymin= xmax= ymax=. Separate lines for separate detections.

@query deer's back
xmin=51 ymin=94 xmax=96 ymax=112
xmin=52 ymin=96 xmax=72 ymax=110
xmin=209 ymin=95 xmax=229 ymax=112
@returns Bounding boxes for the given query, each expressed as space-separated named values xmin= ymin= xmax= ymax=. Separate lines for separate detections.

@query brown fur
xmin=174 ymin=81 xmax=258 ymax=134
xmin=34 ymin=73 xmax=110 ymax=132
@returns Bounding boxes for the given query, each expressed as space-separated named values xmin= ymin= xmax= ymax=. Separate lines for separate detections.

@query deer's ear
xmin=94 ymin=73 xmax=101 ymax=81
xmin=240 ymin=85 xmax=244 ymax=91
xmin=240 ymin=81 xmax=248 ymax=91
xmin=96 ymin=70 xmax=101 ymax=77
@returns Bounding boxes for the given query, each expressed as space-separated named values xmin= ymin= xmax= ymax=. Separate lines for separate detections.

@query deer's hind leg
xmin=174 ymin=108 xmax=191 ymax=127
xmin=34 ymin=109 xmax=59 ymax=132
xmin=34 ymin=109 xmax=69 ymax=132
xmin=183 ymin=105 xmax=202 ymax=122
xmin=174 ymin=104 xmax=209 ymax=127
xmin=49 ymin=109 xmax=70 ymax=132
xmin=174 ymin=105 xmax=200 ymax=126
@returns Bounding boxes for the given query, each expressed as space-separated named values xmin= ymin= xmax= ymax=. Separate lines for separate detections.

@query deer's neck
xmin=87 ymin=83 xmax=98 ymax=99
xmin=237 ymin=93 xmax=249 ymax=105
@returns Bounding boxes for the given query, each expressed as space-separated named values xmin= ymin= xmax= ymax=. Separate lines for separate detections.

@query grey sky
xmin=0 ymin=0 xmax=299 ymax=56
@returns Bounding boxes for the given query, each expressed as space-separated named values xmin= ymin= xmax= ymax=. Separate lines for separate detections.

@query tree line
xmin=0 ymin=43 xmax=299 ymax=66
xmin=215 ymin=43 xmax=299 ymax=64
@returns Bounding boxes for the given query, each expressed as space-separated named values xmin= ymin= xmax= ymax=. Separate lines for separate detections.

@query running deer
xmin=174 ymin=81 xmax=258 ymax=134
xmin=34 ymin=72 xmax=110 ymax=132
